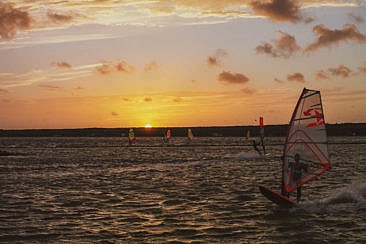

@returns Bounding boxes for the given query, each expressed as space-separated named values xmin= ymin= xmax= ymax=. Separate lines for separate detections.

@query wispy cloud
xmin=3 ymin=0 xmax=360 ymax=41
xmin=218 ymin=70 xmax=250 ymax=85
xmin=207 ymin=48 xmax=228 ymax=67
xmin=349 ymin=13 xmax=364 ymax=24
xmin=111 ymin=111 xmax=119 ymax=116
xmin=144 ymin=61 xmax=159 ymax=72
xmin=96 ymin=60 xmax=135 ymax=75
xmin=305 ymin=24 xmax=366 ymax=52
xmin=52 ymin=61 xmax=72 ymax=69
xmin=315 ymin=70 xmax=329 ymax=80
xmin=122 ymin=97 xmax=130 ymax=102
xmin=38 ymin=84 xmax=62 ymax=91
xmin=241 ymin=87 xmax=256 ymax=94
xmin=46 ymin=11 xmax=73 ymax=24
xmin=287 ymin=72 xmax=306 ymax=83
xmin=328 ymin=65 xmax=352 ymax=78
xmin=144 ymin=97 xmax=152 ymax=102
xmin=315 ymin=64 xmax=353 ymax=80
xmin=274 ymin=78 xmax=284 ymax=83
xmin=173 ymin=97 xmax=183 ymax=102
xmin=0 ymin=2 xmax=33 ymax=40
xmin=256 ymin=31 xmax=300 ymax=58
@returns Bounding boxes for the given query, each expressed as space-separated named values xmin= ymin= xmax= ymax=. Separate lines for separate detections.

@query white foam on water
xmin=294 ymin=179 xmax=366 ymax=213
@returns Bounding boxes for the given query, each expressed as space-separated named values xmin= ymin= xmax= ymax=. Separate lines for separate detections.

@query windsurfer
xmin=128 ymin=128 xmax=135 ymax=145
xmin=291 ymin=153 xmax=308 ymax=202
xmin=251 ymin=139 xmax=262 ymax=156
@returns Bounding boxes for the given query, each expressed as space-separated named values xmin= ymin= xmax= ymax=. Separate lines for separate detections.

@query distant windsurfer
xmin=251 ymin=139 xmax=262 ymax=156
xmin=187 ymin=129 xmax=194 ymax=143
xmin=162 ymin=129 xmax=171 ymax=143
xmin=128 ymin=128 xmax=136 ymax=145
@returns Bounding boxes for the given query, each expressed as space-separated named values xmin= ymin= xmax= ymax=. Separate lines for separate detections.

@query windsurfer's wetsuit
xmin=251 ymin=140 xmax=262 ymax=156
xmin=291 ymin=153 xmax=308 ymax=202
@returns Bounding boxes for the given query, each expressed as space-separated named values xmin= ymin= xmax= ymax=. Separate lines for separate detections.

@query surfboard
xmin=259 ymin=185 xmax=296 ymax=208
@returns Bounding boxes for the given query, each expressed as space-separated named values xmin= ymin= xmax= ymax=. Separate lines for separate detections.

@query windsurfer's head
xmin=294 ymin=153 xmax=300 ymax=162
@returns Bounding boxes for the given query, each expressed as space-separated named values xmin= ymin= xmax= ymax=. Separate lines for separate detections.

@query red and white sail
xmin=282 ymin=88 xmax=330 ymax=194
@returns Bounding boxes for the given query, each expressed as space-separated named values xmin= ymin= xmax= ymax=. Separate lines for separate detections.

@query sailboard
xmin=128 ymin=128 xmax=136 ymax=145
xmin=259 ymin=88 xmax=331 ymax=207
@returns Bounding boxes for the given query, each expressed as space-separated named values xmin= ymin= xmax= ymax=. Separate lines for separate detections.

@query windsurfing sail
xmin=246 ymin=130 xmax=250 ymax=140
xmin=128 ymin=128 xmax=136 ymax=145
xmin=162 ymin=128 xmax=171 ymax=143
xmin=187 ymin=129 xmax=194 ymax=141
xmin=281 ymin=88 xmax=330 ymax=196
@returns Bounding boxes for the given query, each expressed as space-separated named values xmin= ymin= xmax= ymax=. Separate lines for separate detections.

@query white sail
xmin=188 ymin=129 xmax=194 ymax=141
xmin=282 ymin=88 xmax=330 ymax=194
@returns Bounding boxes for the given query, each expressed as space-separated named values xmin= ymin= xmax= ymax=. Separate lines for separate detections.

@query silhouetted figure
xmin=291 ymin=153 xmax=308 ymax=202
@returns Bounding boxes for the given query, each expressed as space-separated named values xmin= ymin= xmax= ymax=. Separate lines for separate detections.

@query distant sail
xmin=128 ymin=128 xmax=136 ymax=145
xmin=162 ymin=128 xmax=171 ymax=143
xmin=246 ymin=130 xmax=250 ymax=140
xmin=188 ymin=129 xmax=194 ymax=141
xmin=282 ymin=88 xmax=330 ymax=195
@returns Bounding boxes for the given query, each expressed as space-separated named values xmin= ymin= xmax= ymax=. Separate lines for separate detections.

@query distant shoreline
xmin=0 ymin=123 xmax=365 ymax=137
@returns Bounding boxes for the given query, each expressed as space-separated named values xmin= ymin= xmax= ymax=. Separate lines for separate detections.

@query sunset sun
xmin=145 ymin=124 xmax=152 ymax=128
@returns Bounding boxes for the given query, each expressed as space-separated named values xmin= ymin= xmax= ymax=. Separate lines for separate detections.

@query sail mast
xmin=281 ymin=88 xmax=306 ymax=195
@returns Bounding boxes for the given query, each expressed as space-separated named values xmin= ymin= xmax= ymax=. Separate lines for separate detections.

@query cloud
xmin=144 ymin=61 xmax=159 ymax=72
xmin=328 ymin=65 xmax=352 ymax=78
xmin=0 ymin=3 xmax=33 ymax=40
xmin=0 ymin=88 xmax=8 ymax=93
xmin=315 ymin=70 xmax=329 ymax=80
xmin=38 ymin=84 xmax=62 ymax=90
xmin=46 ymin=11 xmax=76 ymax=24
xmin=349 ymin=13 xmax=364 ymax=24
xmin=52 ymin=61 xmax=72 ymax=69
xmin=111 ymin=111 xmax=119 ymax=116
xmin=249 ymin=0 xmax=303 ymax=23
xmin=207 ymin=49 xmax=228 ymax=67
xmin=74 ymin=86 xmax=84 ymax=90
xmin=218 ymin=70 xmax=250 ymax=85
xmin=256 ymin=31 xmax=300 ymax=58
xmin=274 ymin=78 xmax=284 ymax=83
xmin=96 ymin=60 xmax=135 ymax=75
xmin=305 ymin=24 xmax=366 ymax=52
xmin=122 ymin=97 xmax=130 ymax=102
xmin=287 ymin=72 xmax=306 ymax=83
xmin=241 ymin=87 xmax=256 ymax=94
xmin=173 ymin=97 xmax=183 ymax=102
xmin=316 ymin=64 xmax=353 ymax=80
xmin=144 ymin=97 xmax=152 ymax=102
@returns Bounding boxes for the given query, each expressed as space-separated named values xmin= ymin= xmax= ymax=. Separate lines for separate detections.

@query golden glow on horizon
xmin=145 ymin=124 xmax=152 ymax=128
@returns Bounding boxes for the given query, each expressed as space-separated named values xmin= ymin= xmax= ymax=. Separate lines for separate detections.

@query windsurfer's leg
xmin=297 ymin=187 xmax=301 ymax=202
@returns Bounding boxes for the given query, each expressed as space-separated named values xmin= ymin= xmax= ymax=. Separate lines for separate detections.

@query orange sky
xmin=0 ymin=1 xmax=366 ymax=129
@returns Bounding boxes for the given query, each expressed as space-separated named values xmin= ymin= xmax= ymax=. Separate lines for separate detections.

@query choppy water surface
xmin=1 ymin=137 xmax=366 ymax=243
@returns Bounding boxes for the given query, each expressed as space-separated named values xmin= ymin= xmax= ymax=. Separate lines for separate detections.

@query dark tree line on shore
xmin=0 ymin=123 xmax=365 ymax=137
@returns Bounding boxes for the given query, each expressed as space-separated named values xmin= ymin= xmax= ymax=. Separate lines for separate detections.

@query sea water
xmin=0 ymin=137 xmax=365 ymax=243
